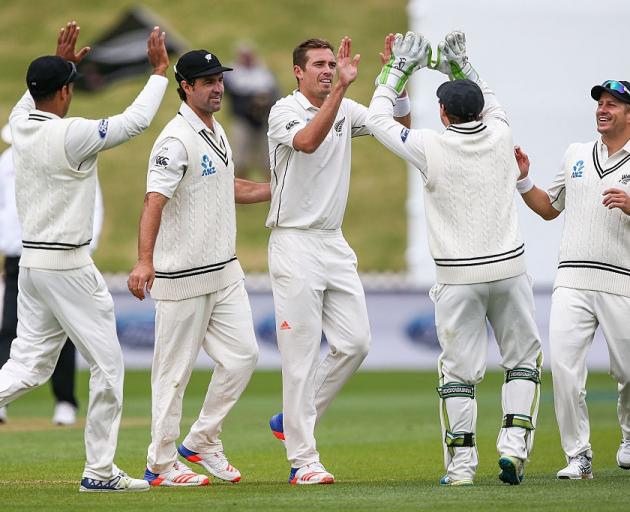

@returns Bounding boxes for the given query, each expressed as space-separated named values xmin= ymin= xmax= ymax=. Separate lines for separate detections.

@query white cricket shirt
xmin=266 ymin=90 xmax=370 ymax=230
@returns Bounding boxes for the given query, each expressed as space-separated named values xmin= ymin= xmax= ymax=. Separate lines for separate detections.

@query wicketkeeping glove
xmin=377 ymin=31 xmax=431 ymax=94
xmin=433 ymin=31 xmax=479 ymax=82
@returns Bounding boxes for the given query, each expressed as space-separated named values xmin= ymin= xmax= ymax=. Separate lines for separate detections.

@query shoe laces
xmin=173 ymin=461 xmax=194 ymax=473
xmin=621 ymin=439 xmax=630 ymax=449
xmin=304 ymin=462 xmax=326 ymax=473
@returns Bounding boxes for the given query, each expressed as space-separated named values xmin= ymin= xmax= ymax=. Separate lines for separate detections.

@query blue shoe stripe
xmin=288 ymin=467 xmax=298 ymax=484
xmin=177 ymin=444 xmax=198 ymax=458
xmin=143 ymin=468 xmax=160 ymax=482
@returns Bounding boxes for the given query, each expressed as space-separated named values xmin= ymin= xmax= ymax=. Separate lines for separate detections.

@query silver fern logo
xmin=334 ymin=117 xmax=346 ymax=134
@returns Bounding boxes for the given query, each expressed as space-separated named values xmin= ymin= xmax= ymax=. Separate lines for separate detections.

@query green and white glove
xmin=433 ymin=31 xmax=479 ymax=82
xmin=377 ymin=31 xmax=431 ymax=94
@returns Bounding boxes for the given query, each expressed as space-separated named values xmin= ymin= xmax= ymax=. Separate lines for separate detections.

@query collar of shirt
xmin=31 ymin=109 xmax=59 ymax=120
xmin=178 ymin=101 xmax=216 ymax=135
xmin=292 ymin=90 xmax=319 ymax=112
xmin=597 ymin=137 xmax=630 ymax=163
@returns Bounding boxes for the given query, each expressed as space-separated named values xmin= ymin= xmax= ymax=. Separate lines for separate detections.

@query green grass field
xmin=0 ymin=0 xmax=411 ymax=273
xmin=0 ymin=370 xmax=626 ymax=511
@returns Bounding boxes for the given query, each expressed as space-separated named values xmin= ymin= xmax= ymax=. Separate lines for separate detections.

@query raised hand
xmin=56 ymin=21 xmax=90 ymax=63
xmin=147 ymin=26 xmax=169 ymax=76
xmin=336 ymin=36 xmax=361 ymax=88
xmin=514 ymin=146 xmax=530 ymax=180
xmin=433 ymin=30 xmax=478 ymax=81
xmin=377 ymin=31 xmax=431 ymax=94
xmin=379 ymin=33 xmax=395 ymax=66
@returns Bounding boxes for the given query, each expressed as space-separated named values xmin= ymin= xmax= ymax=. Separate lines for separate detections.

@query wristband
xmin=393 ymin=94 xmax=411 ymax=117
xmin=516 ymin=176 xmax=534 ymax=194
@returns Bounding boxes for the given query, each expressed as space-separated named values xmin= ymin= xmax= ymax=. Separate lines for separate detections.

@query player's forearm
xmin=292 ymin=82 xmax=348 ymax=153
xmin=136 ymin=192 xmax=167 ymax=263
xmin=102 ymin=75 xmax=169 ymax=150
xmin=234 ymin=179 xmax=271 ymax=204
xmin=521 ymin=186 xmax=560 ymax=221
xmin=366 ymin=87 xmax=425 ymax=171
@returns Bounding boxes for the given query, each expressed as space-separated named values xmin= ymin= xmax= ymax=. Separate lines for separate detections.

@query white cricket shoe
xmin=178 ymin=444 xmax=241 ymax=482
xmin=80 ymin=467 xmax=150 ymax=492
xmin=0 ymin=406 xmax=7 ymax=424
xmin=144 ymin=460 xmax=209 ymax=487
xmin=53 ymin=401 xmax=77 ymax=426
xmin=290 ymin=462 xmax=335 ymax=485
xmin=557 ymin=452 xmax=593 ymax=480
xmin=617 ymin=439 xmax=630 ymax=469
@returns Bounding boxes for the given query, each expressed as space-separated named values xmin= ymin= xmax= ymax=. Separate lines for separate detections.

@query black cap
xmin=26 ymin=56 xmax=77 ymax=96
xmin=174 ymin=50 xmax=232 ymax=83
xmin=591 ymin=80 xmax=630 ymax=105
xmin=436 ymin=79 xmax=484 ymax=121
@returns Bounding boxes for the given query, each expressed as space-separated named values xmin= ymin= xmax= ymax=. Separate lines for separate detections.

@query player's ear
xmin=293 ymin=64 xmax=304 ymax=81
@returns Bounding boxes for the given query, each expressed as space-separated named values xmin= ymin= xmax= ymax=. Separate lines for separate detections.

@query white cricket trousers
xmin=0 ymin=265 xmax=124 ymax=480
xmin=147 ymin=279 xmax=259 ymax=473
xmin=268 ymin=228 xmax=371 ymax=468
xmin=432 ymin=274 xmax=542 ymax=481
xmin=549 ymin=286 xmax=630 ymax=458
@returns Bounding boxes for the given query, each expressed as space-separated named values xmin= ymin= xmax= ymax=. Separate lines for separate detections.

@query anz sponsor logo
xmin=285 ymin=119 xmax=300 ymax=131
xmin=201 ymin=154 xmax=216 ymax=176
xmin=620 ymin=173 xmax=630 ymax=185
xmin=400 ymin=127 xmax=410 ymax=143
xmin=571 ymin=160 xmax=584 ymax=178
xmin=334 ymin=116 xmax=346 ymax=135
xmin=98 ymin=119 xmax=108 ymax=139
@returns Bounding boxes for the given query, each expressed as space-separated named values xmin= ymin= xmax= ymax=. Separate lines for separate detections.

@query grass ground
xmin=0 ymin=0 xmax=410 ymax=273
xmin=0 ymin=370 xmax=626 ymax=511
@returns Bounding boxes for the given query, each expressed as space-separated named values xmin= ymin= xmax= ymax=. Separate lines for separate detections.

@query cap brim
xmin=188 ymin=65 xmax=233 ymax=79
xmin=591 ymin=85 xmax=630 ymax=104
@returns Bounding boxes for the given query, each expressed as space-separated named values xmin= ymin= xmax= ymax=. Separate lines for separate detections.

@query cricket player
xmin=0 ymin=22 xmax=169 ymax=492
xmin=266 ymin=36 xmax=411 ymax=485
xmin=514 ymin=80 xmax=630 ymax=479
xmin=127 ymin=49 xmax=270 ymax=487
xmin=365 ymin=31 xmax=542 ymax=486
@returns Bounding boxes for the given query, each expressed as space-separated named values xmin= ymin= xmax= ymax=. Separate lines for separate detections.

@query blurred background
xmin=0 ymin=0 xmax=626 ymax=369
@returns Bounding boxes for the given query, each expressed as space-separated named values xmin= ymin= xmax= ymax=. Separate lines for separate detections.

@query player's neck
xmin=187 ymin=103 xmax=215 ymax=131
xmin=602 ymin=132 xmax=630 ymax=156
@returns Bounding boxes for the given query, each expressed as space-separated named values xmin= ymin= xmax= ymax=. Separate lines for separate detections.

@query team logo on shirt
xmin=201 ymin=154 xmax=216 ymax=176
xmin=285 ymin=120 xmax=300 ymax=131
xmin=98 ymin=119 xmax=108 ymax=139
xmin=571 ymin=160 xmax=584 ymax=178
xmin=334 ymin=117 xmax=346 ymax=135
xmin=620 ymin=173 xmax=630 ymax=185
xmin=154 ymin=155 xmax=169 ymax=167
xmin=400 ymin=127 xmax=410 ymax=143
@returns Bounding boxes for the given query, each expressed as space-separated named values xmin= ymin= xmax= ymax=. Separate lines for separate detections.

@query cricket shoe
xmin=80 ymin=467 xmax=150 ymax=492
xmin=498 ymin=456 xmax=524 ymax=485
xmin=439 ymin=475 xmax=473 ymax=486
xmin=616 ymin=439 xmax=630 ymax=469
xmin=270 ymin=412 xmax=284 ymax=441
xmin=53 ymin=401 xmax=77 ymax=426
xmin=0 ymin=406 xmax=7 ymax=424
xmin=290 ymin=462 xmax=334 ymax=485
xmin=178 ymin=444 xmax=241 ymax=483
xmin=144 ymin=461 xmax=209 ymax=487
xmin=557 ymin=452 xmax=593 ymax=480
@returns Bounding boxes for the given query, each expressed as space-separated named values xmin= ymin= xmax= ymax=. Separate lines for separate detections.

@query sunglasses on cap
xmin=63 ymin=61 xmax=77 ymax=86
xmin=601 ymin=80 xmax=630 ymax=97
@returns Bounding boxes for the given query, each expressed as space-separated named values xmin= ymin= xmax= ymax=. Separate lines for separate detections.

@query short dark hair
xmin=440 ymin=106 xmax=479 ymax=125
xmin=177 ymin=79 xmax=196 ymax=101
xmin=31 ymin=89 xmax=60 ymax=102
xmin=292 ymin=39 xmax=334 ymax=70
